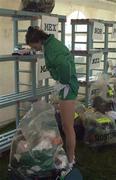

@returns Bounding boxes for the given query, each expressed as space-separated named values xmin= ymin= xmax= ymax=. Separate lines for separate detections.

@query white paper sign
xmin=36 ymin=58 xmax=50 ymax=82
xmin=112 ymin=24 xmax=116 ymax=39
xmin=41 ymin=15 xmax=58 ymax=38
xmin=90 ymin=53 xmax=103 ymax=70
xmin=93 ymin=22 xmax=104 ymax=40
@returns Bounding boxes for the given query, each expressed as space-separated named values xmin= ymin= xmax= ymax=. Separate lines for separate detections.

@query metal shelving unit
xmin=0 ymin=8 xmax=66 ymax=153
xmin=104 ymin=21 xmax=116 ymax=75
xmin=71 ymin=19 xmax=106 ymax=106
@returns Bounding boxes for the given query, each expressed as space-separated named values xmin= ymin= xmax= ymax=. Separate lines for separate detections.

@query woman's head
xmin=26 ymin=26 xmax=49 ymax=51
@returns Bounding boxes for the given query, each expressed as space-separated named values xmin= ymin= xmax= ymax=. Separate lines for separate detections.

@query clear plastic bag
xmin=21 ymin=0 xmax=55 ymax=13
xmin=108 ymin=60 xmax=116 ymax=77
xmin=90 ymin=74 xmax=116 ymax=106
xmin=81 ymin=109 xmax=116 ymax=147
xmin=86 ymin=74 xmax=116 ymax=147
xmin=9 ymin=101 xmax=68 ymax=178
xmin=90 ymin=74 xmax=110 ymax=101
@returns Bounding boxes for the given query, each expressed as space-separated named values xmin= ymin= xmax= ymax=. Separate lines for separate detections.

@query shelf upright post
xmin=71 ymin=21 xmax=75 ymax=81
xmin=61 ymin=20 xmax=66 ymax=45
xmin=71 ymin=22 xmax=75 ymax=52
xmin=13 ymin=19 xmax=20 ymax=127
xmin=30 ymin=19 xmax=38 ymax=100
xmin=86 ymin=21 xmax=93 ymax=106
xmin=31 ymin=60 xmax=37 ymax=98
xmin=104 ymin=23 xmax=109 ymax=73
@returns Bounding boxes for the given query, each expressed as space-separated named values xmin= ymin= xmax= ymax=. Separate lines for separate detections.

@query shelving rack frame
xmin=71 ymin=18 xmax=113 ymax=106
xmin=0 ymin=8 xmax=66 ymax=153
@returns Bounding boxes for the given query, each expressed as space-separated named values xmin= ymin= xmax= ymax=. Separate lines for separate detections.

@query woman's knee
xmin=62 ymin=122 xmax=74 ymax=134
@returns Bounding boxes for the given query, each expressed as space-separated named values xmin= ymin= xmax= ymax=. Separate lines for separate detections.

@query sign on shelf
xmin=90 ymin=53 xmax=103 ymax=70
xmin=36 ymin=58 xmax=50 ymax=84
xmin=112 ymin=24 xmax=116 ymax=39
xmin=41 ymin=15 xmax=58 ymax=38
xmin=93 ymin=21 xmax=104 ymax=40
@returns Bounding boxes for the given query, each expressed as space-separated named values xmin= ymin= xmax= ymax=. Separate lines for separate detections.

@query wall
xmin=53 ymin=0 xmax=116 ymax=20
xmin=0 ymin=0 xmax=116 ymax=127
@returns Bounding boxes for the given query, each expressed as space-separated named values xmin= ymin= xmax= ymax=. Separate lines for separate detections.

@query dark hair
xmin=26 ymin=26 xmax=49 ymax=45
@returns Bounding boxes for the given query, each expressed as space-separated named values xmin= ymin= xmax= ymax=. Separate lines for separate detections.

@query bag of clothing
xmin=9 ymin=101 xmax=68 ymax=179
xmin=21 ymin=0 xmax=55 ymax=13
xmin=81 ymin=109 xmax=116 ymax=147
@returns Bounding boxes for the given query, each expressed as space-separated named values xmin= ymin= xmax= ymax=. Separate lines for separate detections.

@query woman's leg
xmin=59 ymin=100 xmax=76 ymax=164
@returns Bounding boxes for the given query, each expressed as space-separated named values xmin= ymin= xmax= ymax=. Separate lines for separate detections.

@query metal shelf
xmin=71 ymin=18 xmax=104 ymax=25
xmin=108 ymin=48 xmax=116 ymax=52
xmin=0 ymin=54 xmax=43 ymax=62
xmin=75 ymin=63 xmax=86 ymax=65
xmin=75 ymin=32 xmax=87 ymax=34
xmin=108 ymin=58 xmax=116 ymax=60
xmin=0 ymin=86 xmax=54 ymax=109
xmin=71 ymin=49 xmax=104 ymax=56
xmin=74 ymin=42 xmax=87 ymax=44
xmin=0 ymin=8 xmax=66 ymax=154
xmin=0 ymin=129 xmax=16 ymax=153
xmin=71 ymin=18 xmax=116 ymax=106
xmin=71 ymin=18 xmax=106 ymax=106
xmin=18 ymin=70 xmax=32 ymax=73
xmin=0 ymin=8 xmax=66 ymax=22
xmin=18 ymin=29 xmax=27 ymax=32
